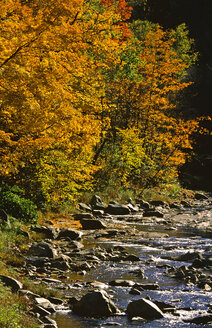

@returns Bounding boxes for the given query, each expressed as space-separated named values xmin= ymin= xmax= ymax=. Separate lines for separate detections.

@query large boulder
xmin=126 ymin=298 xmax=164 ymax=320
xmin=105 ymin=203 xmax=130 ymax=215
xmin=29 ymin=242 xmax=57 ymax=258
xmin=72 ymin=290 xmax=120 ymax=317
xmin=80 ymin=218 xmax=106 ymax=230
xmin=57 ymin=228 xmax=83 ymax=241
xmin=0 ymin=275 xmax=23 ymax=292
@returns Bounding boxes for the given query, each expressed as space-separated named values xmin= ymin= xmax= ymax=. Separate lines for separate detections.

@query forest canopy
xmin=0 ymin=0 xmax=203 ymax=208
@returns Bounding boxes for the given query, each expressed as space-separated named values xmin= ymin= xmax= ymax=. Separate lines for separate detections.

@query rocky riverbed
xmin=1 ymin=193 xmax=211 ymax=328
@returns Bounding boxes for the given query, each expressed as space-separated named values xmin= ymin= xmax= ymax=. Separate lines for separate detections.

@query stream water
xmin=51 ymin=210 xmax=212 ymax=328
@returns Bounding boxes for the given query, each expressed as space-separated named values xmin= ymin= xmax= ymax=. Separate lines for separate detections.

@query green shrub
xmin=0 ymin=184 xmax=38 ymax=223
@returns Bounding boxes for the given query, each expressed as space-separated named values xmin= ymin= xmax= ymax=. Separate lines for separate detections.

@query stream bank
xmin=1 ymin=193 xmax=211 ymax=327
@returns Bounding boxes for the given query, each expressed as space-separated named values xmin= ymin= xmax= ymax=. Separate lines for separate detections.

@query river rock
xmin=174 ymin=251 xmax=203 ymax=262
xmin=143 ymin=209 xmax=164 ymax=218
xmin=105 ymin=203 xmax=130 ymax=215
xmin=74 ymin=213 xmax=93 ymax=220
xmin=31 ymin=226 xmax=56 ymax=239
xmin=150 ymin=200 xmax=167 ymax=207
xmin=50 ymin=255 xmax=71 ymax=271
xmin=72 ymin=290 xmax=120 ymax=317
xmin=57 ymin=228 xmax=82 ymax=240
xmin=90 ymin=195 xmax=106 ymax=210
xmin=29 ymin=242 xmax=57 ymax=258
xmin=35 ymin=297 xmax=56 ymax=313
xmin=33 ymin=305 xmax=51 ymax=317
xmin=109 ymin=279 xmax=135 ymax=287
xmin=134 ymin=283 xmax=159 ymax=290
xmin=127 ymin=203 xmax=139 ymax=212
xmin=0 ymin=275 xmax=23 ymax=292
xmin=129 ymin=288 xmax=142 ymax=295
xmin=92 ymin=209 xmax=105 ymax=216
xmin=194 ymin=192 xmax=208 ymax=200
xmin=136 ymin=200 xmax=150 ymax=209
xmin=126 ymin=298 xmax=164 ymax=320
xmin=78 ymin=203 xmax=92 ymax=212
xmin=80 ymin=218 xmax=106 ymax=230
xmin=185 ymin=314 xmax=212 ymax=324
xmin=26 ymin=256 xmax=47 ymax=267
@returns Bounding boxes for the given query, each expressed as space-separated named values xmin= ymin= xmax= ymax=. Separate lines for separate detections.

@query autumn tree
xmin=94 ymin=22 xmax=199 ymax=190
xmin=0 ymin=0 xmax=123 ymax=204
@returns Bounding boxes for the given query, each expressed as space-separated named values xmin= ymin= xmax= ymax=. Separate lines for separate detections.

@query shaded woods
xmin=0 ymin=0 xmax=210 ymax=209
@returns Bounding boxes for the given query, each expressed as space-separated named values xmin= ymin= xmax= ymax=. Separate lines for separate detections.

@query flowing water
xmin=51 ymin=209 xmax=212 ymax=328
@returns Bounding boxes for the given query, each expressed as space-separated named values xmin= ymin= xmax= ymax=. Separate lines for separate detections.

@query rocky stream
xmin=1 ymin=193 xmax=212 ymax=328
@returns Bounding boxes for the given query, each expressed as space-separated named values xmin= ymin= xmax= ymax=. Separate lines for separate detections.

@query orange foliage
xmin=100 ymin=0 xmax=132 ymax=39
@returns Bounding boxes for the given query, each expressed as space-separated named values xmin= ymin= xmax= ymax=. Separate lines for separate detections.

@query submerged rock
xmin=185 ymin=314 xmax=212 ymax=324
xmin=72 ymin=290 xmax=120 ymax=317
xmin=126 ymin=298 xmax=164 ymax=320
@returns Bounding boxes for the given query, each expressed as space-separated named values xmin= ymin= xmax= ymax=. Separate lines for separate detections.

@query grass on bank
xmin=0 ymin=224 xmax=40 ymax=328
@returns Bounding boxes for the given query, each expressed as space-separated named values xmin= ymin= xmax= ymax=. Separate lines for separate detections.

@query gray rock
xmin=90 ymin=195 xmax=105 ymax=210
xmin=185 ymin=314 xmax=212 ymax=324
xmin=109 ymin=280 xmax=135 ymax=287
xmin=47 ymin=297 xmax=63 ymax=305
xmin=126 ymin=298 xmax=164 ymax=320
xmin=26 ymin=256 xmax=47 ymax=267
xmin=80 ymin=218 xmax=106 ymax=230
xmin=194 ymin=192 xmax=208 ymax=200
xmin=134 ymin=283 xmax=159 ymax=290
xmin=78 ymin=203 xmax=92 ymax=212
xmin=31 ymin=226 xmax=56 ymax=239
xmin=121 ymin=254 xmax=140 ymax=262
xmin=105 ymin=204 xmax=130 ymax=215
xmin=92 ymin=210 xmax=105 ymax=216
xmin=57 ymin=228 xmax=82 ymax=240
xmin=136 ymin=200 xmax=150 ymax=209
xmin=127 ymin=203 xmax=139 ymax=212
xmin=72 ymin=290 xmax=120 ymax=317
xmin=50 ymin=255 xmax=71 ymax=271
xmin=174 ymin=252 xmax=203 ymax=262
xmin=29 ymin=242 xmax=57 ymax=258
xmin=74 ymin=213 xmax=93 ymax=220
xmin=0 ymin=275 xmax=23 ymax=292
xmin=33 ymin=305 xmax=51 ymax=317
xmin=150 ymin=200 xmax=168 ymax=207
xmin=35 ymin=297 xmax=56 ymax=313
xmin=129 ymin=288 xmax=142 ymax=295
xmin=143 ymin=209 xmax=164 ymax=218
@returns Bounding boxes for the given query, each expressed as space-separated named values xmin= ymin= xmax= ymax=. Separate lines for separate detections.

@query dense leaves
xmin=0 ymin=0 xmax=206 ymax=206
